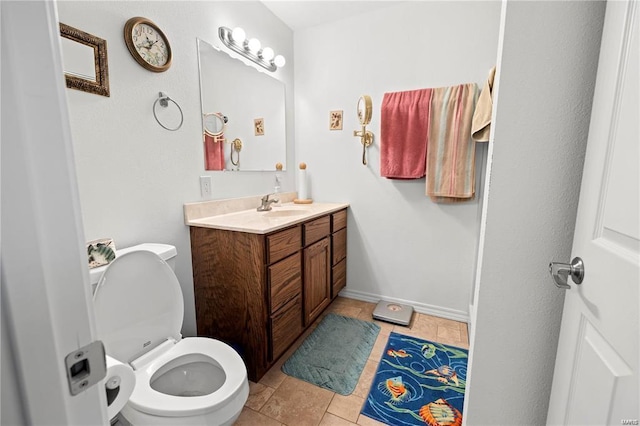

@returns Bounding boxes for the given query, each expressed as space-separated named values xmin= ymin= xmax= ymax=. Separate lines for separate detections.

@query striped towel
xmin=426 ymin=83 xmax=479 ymax=202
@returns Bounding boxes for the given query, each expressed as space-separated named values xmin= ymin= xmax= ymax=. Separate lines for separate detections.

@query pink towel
xmin=426 ymin=83 xmax=479 ymax=202
xmin=380 ymin=89 xmax=433 ymax=178
xmin=204 ymin=133 xmax=225 ymax=171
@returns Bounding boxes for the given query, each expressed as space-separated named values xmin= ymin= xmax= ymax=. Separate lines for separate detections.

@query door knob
xmin=549 ymin=257 xmax=584 ymax=289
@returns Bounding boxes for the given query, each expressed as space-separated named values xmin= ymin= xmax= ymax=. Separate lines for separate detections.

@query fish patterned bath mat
xmin=281 ymin=313 xmax=380 ymax=395
xmin=361 ymin=332 xmax=468 ymax=426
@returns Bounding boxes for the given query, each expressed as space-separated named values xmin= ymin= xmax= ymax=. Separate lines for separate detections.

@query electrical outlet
xmin=199 ymin=176 xmax=212 ymax=198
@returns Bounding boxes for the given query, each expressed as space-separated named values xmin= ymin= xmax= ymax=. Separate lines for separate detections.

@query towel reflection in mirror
xmin=203 ymin=112 xmax=227 ymax=171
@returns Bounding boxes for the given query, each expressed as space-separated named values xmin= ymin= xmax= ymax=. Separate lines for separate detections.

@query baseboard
xmin=339 ymin=288 xmax=470 ymax=323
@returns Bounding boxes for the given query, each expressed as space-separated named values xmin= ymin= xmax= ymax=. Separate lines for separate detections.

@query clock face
xmin=132 ymin=23 xmax=169 ymax=67
xmin=124 ymin=17 xmax=172 ymax=72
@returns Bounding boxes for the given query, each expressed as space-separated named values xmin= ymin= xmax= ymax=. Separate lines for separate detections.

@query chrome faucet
xmin=257 ymin=193 xmax=279 ymax=212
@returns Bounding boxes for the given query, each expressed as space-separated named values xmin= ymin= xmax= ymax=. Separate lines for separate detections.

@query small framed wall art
xmin=254 ymin=118 xmax=265 ymax=136
xmin=330 ymin=110 xmax=343 ymax=130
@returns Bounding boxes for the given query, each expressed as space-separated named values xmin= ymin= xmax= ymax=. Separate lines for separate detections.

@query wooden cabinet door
xmin=304 ymin=237 xmax=331 ymax=325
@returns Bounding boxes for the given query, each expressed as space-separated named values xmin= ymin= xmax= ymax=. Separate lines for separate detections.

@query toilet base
xmin=120 ymin=379 xmax=249 ymax=426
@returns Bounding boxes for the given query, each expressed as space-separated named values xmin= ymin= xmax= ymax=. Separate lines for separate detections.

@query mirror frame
xmin=357 ymin=95 xmax=373 ymax=125
xmin=197 ymin=38 xmax=287 ymax=171
xmin=60 ymin=23 xmax=110 ymax=97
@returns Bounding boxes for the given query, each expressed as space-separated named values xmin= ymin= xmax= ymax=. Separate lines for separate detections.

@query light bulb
xmin=231 ymin=27 xmax=246 ymax=44
xmin=247 ymin=38 xmax=261 ymax=53
xmin=260 ymin=47 xmax=274 ymax=61
xmin=273 ymin=55 xmax=286 ymax=68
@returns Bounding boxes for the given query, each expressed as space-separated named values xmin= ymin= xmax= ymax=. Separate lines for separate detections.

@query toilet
xmin=90 ymin=243 xmax=249 ymax=425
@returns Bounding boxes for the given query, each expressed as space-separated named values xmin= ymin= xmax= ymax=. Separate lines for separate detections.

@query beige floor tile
xmin=326 ymin=393 xmax=365 ymax=423
xmin=351 ymin=359 xmax=379 ymax=399
xmin=461 ymin=322 xmax=469 ymax=340
xmin=319 ymin=412 xmax=359 ymax=426
xmin=374 ymin=320 xmax=394 ymax=336
xmin=356 ymin=413 xmax=387 ymax=426
xmin=368 ymin=332 xmax=388 ymax=362
xmin=245 ymin=381 xmax=276 ymax=411
xmin=393 ymin=315 xmax=438 ymax=341
xmin=259 ymin=364 xmax=288 ymax=389
xmin=334 ymin=297 xmax=371 ymax=309
xmin=234 ymin=407 xmax=283 ymax=426
xmin=457 ymin=340 xmax=470 ymax=350
xmin=328 ymin=296 xmax=355 ymax=308
xmin=326 ymin=304 xmax=362 ymax=318
xmin=260 ymin=376 xmax=334 ymax=426
xmin=436 ymin=325 xmax=465 ymax=348
xmin=422 ymin=313 xmax=465 ymax=331
xmin=356 ymin=310 xmax=394 ymax=335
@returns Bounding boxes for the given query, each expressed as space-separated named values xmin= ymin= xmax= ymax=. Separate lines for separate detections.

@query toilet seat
xmin=128 ymin=337 xmax=247 ymax=417
xmin=93 ymin=251 xmax=183 ymax=363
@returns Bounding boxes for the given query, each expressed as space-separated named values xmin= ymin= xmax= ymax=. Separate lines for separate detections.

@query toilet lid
xmin=93 ymin=251 xmax=183 ymax=363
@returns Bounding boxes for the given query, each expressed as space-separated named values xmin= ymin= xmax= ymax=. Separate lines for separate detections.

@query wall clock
xmin=124 ymin=17 xmax=172 ymax=72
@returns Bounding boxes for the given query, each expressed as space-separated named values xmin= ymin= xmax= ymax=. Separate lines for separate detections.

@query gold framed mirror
xmin=357 ymin=95 xmax=372 ymax=125
xmin=203 ymin=112 xmax=227 ymax=137
xmin=59 ymin=23 xmax=110 ymax=97
xmin=354 ymin=94 xmax=374 ymax=165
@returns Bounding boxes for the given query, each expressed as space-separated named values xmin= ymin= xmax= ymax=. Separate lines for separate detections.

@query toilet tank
xmin=88 ymin=243 xmax=177 ymax=290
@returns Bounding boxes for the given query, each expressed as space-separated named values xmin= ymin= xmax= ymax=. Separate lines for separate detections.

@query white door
xmin=1 ymin=0 xmax=107 ymax=424
xmin=546 ymin=1 xmax=639 ymax=425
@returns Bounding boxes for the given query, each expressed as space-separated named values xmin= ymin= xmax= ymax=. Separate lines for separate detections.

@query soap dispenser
xmin=273 ymin=162 xmax=283 ymax=207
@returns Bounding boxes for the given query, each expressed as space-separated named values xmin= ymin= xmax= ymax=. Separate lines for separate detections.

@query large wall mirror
xmin=197 ymin=38 xmax=286 ymax=171
xmin=59 ymin=23 xmax=110 ymax=97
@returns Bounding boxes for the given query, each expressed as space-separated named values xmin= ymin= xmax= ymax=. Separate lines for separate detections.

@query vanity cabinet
xmin=189 ymin=208 xmax=347 ymax=382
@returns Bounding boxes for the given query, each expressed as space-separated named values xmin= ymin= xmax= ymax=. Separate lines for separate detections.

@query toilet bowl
xmin=92 ymin=245 xmax=249 ymax=425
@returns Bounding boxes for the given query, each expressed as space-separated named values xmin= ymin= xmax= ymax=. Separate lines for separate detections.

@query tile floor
xmin=234 ymin=296 xmax=469 ymax=426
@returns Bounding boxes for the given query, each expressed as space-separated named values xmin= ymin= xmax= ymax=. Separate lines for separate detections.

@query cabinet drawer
xmin=332 ymin=258 xmax=346 ymax=298
xmin=267 ymin=226 xmax=301 ymax=264
xmin=332 ymin=209 xmax=347 ymax=232
xmin=269 ymin=252 xmax=302 ymax=314
xmin=270 ymin=296 xmax=303 ymax=361
xmin=304 ymin=215 xmax=330 ymax=246
xmin=332 ymin=228 xmax=346 ymax=265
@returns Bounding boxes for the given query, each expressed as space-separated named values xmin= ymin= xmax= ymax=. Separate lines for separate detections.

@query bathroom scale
xmin=372 ymin=301 xmax=414 ymax=326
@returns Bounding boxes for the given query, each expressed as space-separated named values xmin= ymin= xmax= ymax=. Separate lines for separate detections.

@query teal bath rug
xmin=281 ymin=313 xmax=380 ymax=395
xmin=361 ymin=332 xmax=468 ymax=426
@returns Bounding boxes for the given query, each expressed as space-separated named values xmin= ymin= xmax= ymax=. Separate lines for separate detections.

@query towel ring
xmin=153 ymin=92 xmax=183 ymax=131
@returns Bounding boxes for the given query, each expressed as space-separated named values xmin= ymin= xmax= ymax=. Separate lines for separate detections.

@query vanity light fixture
xmin=218 ymin=26 xmax=285 ymax=72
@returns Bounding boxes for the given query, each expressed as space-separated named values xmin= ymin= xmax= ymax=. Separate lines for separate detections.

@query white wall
xmin=56 ymin=1 xmax=294 ymax=335
xmin=294 ymin=2 xmax=501 ymax=319
xmin=465 ymin=1 xmax=605 ymax=424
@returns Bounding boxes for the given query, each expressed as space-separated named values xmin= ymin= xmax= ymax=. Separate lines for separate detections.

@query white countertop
xmin=185 ymin=195 xmax=348 ymax=234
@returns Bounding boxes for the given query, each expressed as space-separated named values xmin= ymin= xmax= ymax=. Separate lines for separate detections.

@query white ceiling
xmin=261 ymin=1 xmax=400 ymax=31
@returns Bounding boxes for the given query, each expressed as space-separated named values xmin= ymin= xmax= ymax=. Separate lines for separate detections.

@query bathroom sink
xmin=262 ymin=208 xmax=310 ymax=218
